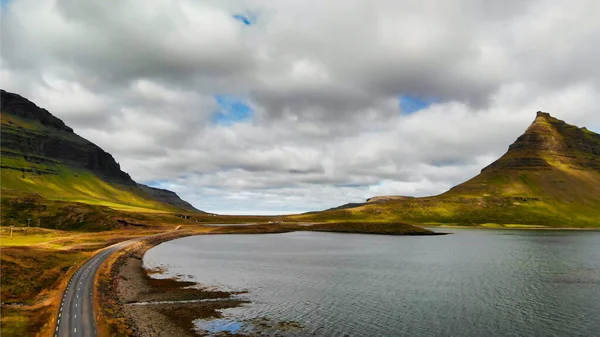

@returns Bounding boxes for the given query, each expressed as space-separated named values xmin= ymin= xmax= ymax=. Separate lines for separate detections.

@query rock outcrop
xmin=1 ymin=89 xmax=73 ymax=132
xmin=366 ymin=196 xmax=415 ymax=203
xmin=138 ymin=184 xmax=200 ymax=212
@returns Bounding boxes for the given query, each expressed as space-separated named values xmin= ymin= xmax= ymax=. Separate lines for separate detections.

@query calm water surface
xmin=144 ymin=229 xmax=600 ymax=336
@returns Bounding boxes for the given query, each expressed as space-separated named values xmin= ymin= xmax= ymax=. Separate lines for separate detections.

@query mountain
xmin=1 ymin=90 xmax=135 ymax=185
xmin=1 ymin=89 xmax=201 ymax=224
xmin=137 ymin=184 xmax=200 ymax=212
xmin=449 ymin=112 xmax=600 ymax=199
xmin=296 ymin=112 xmax=600 ymax=227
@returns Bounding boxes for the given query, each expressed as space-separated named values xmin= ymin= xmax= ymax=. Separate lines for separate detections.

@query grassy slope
xmin=1 ymin=168 xmax=176 ymax=213
xmin=1 ymin=189 xmax=138 ymax=231
xmin=294 ymin=113 xmax=600 ymax=227
xmin=1 ymin=112 xmax=187 ymax=233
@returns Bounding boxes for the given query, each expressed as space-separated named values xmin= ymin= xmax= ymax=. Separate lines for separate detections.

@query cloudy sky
xmin=2 ymin=0 xmax=599 ymax=214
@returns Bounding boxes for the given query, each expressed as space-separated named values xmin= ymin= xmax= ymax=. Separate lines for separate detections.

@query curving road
xmin=55 ymin=241 xmax=131 ymax=337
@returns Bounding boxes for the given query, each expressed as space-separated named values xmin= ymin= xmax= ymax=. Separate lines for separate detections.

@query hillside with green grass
xmin=1 ymin=89 xmax=201 ymax=230
xmin=296 ymin=112 xmax=600 ymax=227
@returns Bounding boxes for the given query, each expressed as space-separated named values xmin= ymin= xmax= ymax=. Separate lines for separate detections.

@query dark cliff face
xmin=1 ymin=89 xmax=135 ymax=185
xmin=1 ymin=89 xmax=73 ymax=132
xmin=138 ymin=184 xmax=201 ymax=212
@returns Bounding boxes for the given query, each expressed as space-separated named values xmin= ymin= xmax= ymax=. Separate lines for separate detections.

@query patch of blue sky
xmin=1 ymin=0 xmax=11 ymax=8
xmin=334 ymin=183 xmax=370 ymax=189
xmin=233 ymin=13 xmax=255 ymax=26
xmin=143 ymin=180 xmax=171 ymax=188
xmin=212 ymin=95 xmax=253 ymax=125
xmin=398 ymin=95 xmax=438 ymax=115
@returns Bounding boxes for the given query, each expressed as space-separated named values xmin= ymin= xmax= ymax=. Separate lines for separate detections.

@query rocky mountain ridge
xmin=1 ymin=89 xmax=134 ymax=185
xmin=138 ymin=184 xmax=199 ymax=212
xmin=1 ymin=89 xmax=199 ymax=212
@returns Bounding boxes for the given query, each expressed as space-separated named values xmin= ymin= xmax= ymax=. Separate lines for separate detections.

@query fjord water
xmin=144 ymin=230 xmax=600 ymax=336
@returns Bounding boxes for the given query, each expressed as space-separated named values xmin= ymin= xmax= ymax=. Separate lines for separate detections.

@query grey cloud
xmin=2 ymin=0 xmax=599 ymax=213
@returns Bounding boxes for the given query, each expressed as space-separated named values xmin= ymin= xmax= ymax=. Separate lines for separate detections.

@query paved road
xmin=55 ymin=241 xmax=131 ymax=337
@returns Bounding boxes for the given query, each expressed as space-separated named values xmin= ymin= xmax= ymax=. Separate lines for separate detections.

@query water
xmin=144 ymin=229 xmax=600 ymax=336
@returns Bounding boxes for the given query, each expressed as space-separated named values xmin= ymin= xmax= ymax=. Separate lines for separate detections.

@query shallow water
xmin=144 ymin=229 xmax=600 ymax=336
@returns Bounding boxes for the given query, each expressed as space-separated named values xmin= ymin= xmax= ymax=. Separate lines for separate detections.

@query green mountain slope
xmin=297 ymin=112 xmax=600 ymax=227
xmin=1 ymin=89 xmax=201 ymax=229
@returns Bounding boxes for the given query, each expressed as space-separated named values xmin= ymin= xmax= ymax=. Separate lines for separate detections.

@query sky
xmin=1 ymin=0 xmax=600 ymax=214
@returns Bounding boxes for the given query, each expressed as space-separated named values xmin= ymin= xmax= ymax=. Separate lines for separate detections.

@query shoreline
xmin=96 ymin=223 xmax=598 ymax=335
xmin=425 ymin=225 xmax=600 ymax=231
xmin=96 ymin=229 xmax=240 ymax=337
xmin=118 ymin=249 xmax=247 ymax=337
xmin=96 ymin=225 xmax=303 ymax=336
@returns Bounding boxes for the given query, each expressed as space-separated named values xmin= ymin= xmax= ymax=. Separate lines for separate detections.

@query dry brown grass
xmin=0 ymin=228 xmax=170 ymax=337
xmin=0 ymin=245 xmax=89 ymax=337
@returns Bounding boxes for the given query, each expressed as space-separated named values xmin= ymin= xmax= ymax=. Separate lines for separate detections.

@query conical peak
xmin=536 ymin=111 xmax=551 ymax=118
xmin=530 ymin=111 xmax=573 ymax=131
xmin=526 ymin=111 xmax=555 ymax=133
xmin=509 ymin=112 xmax=567 ymax=154
xmin=481 ymin=111 xmax=600 ymax=173
xmin=531 ymin=111 xmax=562 ymax=129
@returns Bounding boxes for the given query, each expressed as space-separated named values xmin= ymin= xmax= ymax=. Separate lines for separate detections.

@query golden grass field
xmin=0 ymin=226 xmax=169 ymax=337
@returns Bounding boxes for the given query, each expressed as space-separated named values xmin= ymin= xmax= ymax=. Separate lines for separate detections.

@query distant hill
xmin=1 ymin=89 xmax=201 ymax=228
xmin=296 ymin=112 xmax=600 ymax=227
xmin=366 ymin=196 xmax=415 ymax=203
xmin=138 ymin=184 xmax=199 ymax=212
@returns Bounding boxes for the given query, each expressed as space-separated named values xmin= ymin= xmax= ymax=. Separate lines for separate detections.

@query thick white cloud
xmin=2 ymin=0 xmax=599 ymax=213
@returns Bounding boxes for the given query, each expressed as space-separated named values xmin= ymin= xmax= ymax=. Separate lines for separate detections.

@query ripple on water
xmin=144 ymin=230 xmax=600 ymax=337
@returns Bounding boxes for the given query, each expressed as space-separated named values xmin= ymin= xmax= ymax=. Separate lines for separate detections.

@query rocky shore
xmin=97 ymin=230 xmax=250 ymax=336
xmin=118 ymin=256 xmax=247 ymax=336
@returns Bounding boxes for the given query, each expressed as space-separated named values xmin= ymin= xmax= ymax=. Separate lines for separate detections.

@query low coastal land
xmin=4 ymin=220 xmax=597 ymax=336
xmin=96 ymin=222 xmax=441 ymax=336
xmin=0 ymin=221 xmax=437 ymax=337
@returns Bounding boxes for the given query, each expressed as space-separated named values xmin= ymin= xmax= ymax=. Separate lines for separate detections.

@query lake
xmin=144 ymin=229 xmax=600 ymax=336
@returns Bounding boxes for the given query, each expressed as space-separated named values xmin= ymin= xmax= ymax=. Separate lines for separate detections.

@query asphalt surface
xmin=55 ymin=241 xmax=130 ymax=337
